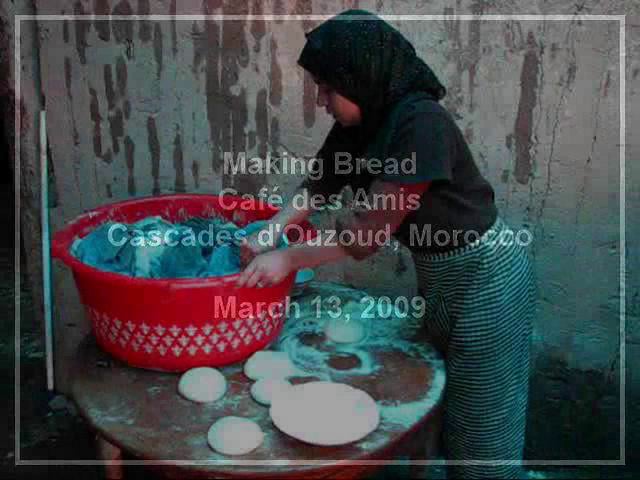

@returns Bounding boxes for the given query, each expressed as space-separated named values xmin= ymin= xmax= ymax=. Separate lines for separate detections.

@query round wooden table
xmin=70 ymin=282 xmax=445 ymax=479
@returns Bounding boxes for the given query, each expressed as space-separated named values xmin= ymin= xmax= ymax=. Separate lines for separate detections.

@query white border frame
xmin=14 ymin=13 xmax=626 ymax=468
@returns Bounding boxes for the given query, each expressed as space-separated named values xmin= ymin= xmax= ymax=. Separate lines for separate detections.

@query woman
xmin=237 ymin=10 xmax=536 ymax=479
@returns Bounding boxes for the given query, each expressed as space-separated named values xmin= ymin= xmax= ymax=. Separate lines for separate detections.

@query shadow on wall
xmin=0 ymin=103 xmax=13 ymax=249
xmin=524 ymin=351 xmax=632 ymax=464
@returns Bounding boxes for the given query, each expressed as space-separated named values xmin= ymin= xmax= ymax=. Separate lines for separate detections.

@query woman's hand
xmin=236 ymin=249 xmax=295 ymax=288
xmin=239 ymin=223 xmax=282 ymax=267
xmin=240 ymin=233 xmax=272 ymax=267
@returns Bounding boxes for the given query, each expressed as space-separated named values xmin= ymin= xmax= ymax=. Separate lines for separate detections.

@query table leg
xmin=96 ymin=434 xmax=124 ymax=480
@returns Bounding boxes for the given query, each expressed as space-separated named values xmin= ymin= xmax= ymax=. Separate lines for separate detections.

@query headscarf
xmin=298 ymin=9 xmax=447 ymax=159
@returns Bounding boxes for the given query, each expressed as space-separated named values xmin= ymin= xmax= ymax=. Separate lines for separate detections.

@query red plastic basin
xmin=51 ymin=194 xmax=315 ymax=372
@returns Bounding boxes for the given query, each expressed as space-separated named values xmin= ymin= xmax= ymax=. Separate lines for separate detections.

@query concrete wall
xmin=7 ymin=0 xmax=639 ymax=463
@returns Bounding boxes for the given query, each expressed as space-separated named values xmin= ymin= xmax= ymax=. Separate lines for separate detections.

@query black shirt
xmin=302 ymin=93 xmax=498 ymax=254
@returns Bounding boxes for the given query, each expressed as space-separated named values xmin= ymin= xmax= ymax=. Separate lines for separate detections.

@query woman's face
xmin=314 ymin=78 xmax=362 ymax=127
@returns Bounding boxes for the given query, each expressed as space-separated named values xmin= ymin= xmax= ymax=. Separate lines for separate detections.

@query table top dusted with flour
xmin=71 ymin=282 xmax=446 ymax=479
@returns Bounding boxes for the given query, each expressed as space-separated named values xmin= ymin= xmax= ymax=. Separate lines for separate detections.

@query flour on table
xmin=207 ymin=416 xmax=264 ymax=455
xmin=250 ymin=378 xmax=292 ymax=406
xmin=243 ymin=350 xmax=298 ymax=380
xmin=177 ymin=367 xmax=227 ymax=403
xmin=324 ymin=316 xmax=366 ymax=344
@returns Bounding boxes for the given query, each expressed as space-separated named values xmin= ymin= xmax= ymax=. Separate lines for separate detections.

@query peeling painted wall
xmin=10 ymin=0 xmax=640 ymax=461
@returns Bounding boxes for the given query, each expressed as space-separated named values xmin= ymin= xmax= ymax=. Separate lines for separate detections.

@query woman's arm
xmin=237 ymin=232 xmax=351 ymax=288
xmin=240 ymin=186 xmax=313 ymax=263
xmin=236 ymin=179 xmax=429 ymax=287
xmin=284 ymin=233 xmax=352 ymax=270
xmin=332 ymin=179 xmax=429 ymax=260
xmin=268 ymin=187 xmax=314 ymax=238
xmin=290 ymin=179 xmax=431 ymax=268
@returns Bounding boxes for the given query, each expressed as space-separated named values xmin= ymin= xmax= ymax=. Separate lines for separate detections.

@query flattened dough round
xmin=178 ymin=367 xmax=227 ymax=403
xmin=244 ymin=350 xmax=297 ymax=380
xmin=250 ymin=378 xmax=292 ymax=406
xmin=324 ymin=317 xmax=366 ymax=344
xmin=207 ymin=416 xmax=264 ymax=456
xmin=270 ymin=381 xmax=380 ymax=446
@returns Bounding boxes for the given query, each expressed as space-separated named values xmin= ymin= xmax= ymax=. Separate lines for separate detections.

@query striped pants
xmin=413 ymin=218 xmax=536 ymax=479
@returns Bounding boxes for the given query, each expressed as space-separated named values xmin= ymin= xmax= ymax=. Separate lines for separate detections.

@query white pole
xmin=40 ymin=110 xmax=54 ymax=392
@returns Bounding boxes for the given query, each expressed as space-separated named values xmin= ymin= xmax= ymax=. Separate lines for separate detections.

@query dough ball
xmin=244 ymin=350 xmax=297 ymax=380
xmin=178 ymin=367 xmax=227 ymax=403
xmin=250 ymin=378 xmax=292 ymax=406
xmin=207 ymin=416 xmax=264 ymax=456
xmin=324 ymin=317 xmax=366 ymax=344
